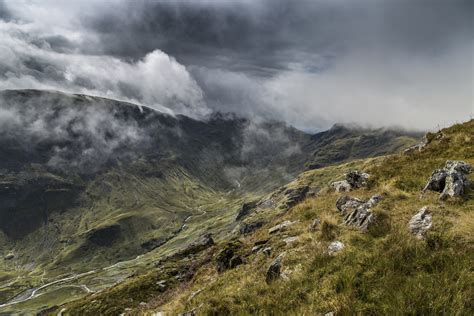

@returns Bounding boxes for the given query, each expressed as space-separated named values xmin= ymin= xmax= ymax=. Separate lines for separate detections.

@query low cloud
xmin=0 ymin=0 xmax=472 ymax=131
xmin=0 ymin=92 xmax=147 ymax=172
xmin=0 ymin=20 xmax=209 ymax=118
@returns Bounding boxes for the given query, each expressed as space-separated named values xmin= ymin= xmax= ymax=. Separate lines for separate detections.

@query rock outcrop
xmin=403 ymin=135 xmax=429 ymax=154
xmin=239 ymin=221 xmax=264 ymax=235
xmin=268 ymin=220 xmax=296 ymax=234
xmin=409 ymin=206 xmax=432 ymax=238
xmin=331 ymin=180 xmax=352 ymax=192
xmin=179 ymin=234 xmax=214 ymax=257
xmin=422 ymin=160 xmax=471 ymax=200
xmin=404 ymin=131 xmax=445 ymax=154
xmin=235 ymin=200 xmax=258 ymax=221
xmin=331 ymin=170 xmax=370 ymax=192
xmin=327 ymin=241 xmax=345 ymax=255
xmin=266 ymin=256 xmax=283 ymax=284
xmin=336 ymin=195 xmax=382 ymax=231
xmin=216 ymin=241 xmax=242 ymax=273
xmin=262 ymin=247 xmax=272 ymax=256
xmin=282 ymin=186 xmax=309 ymax=209
xmin=308 ymin=218 xmax=321 ymax=232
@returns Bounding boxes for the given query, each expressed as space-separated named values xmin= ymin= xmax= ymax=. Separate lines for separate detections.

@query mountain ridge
xmin=0 ymin=89 xmax=422 ymax=313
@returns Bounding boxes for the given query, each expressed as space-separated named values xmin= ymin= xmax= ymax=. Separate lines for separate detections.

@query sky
xmin=0 ymin=0 xmax=472 ymax=131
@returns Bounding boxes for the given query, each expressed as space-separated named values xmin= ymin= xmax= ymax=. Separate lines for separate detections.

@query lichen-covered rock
xmin=336 ymin=195 xmax=382 ymax=231
xmin=409 ymin=206 xmax=432 ymax=238
xmin=346 ymin=170 xmax=370 ymax=189
xmin=268 ymin=220 xmax=296 ymax=234
xmin=328 ymin=241 xmax=345 ymax=255
xmin=331 ymin=170 xmax=370 ymax=192
xmin=440 ymin=161 xmax=471 ymax=199
xmin=336 ymin=196 xmax=365 ymax=214
xmin=331 ymin=180 xmax=352 ymax=192
xmin=308 ymin=218 xmax=321 ymax=232
xmin=266 ymin=256 xmax=282 ymax=284
xmin=422 ymin=160 xmax=471 ymax=200
xmin=422 ymin=169 xmax=447 ymax=192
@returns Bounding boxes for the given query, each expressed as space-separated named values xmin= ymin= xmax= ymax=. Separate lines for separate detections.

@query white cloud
xmin=0 ymin=20 xmax=209 ymax=118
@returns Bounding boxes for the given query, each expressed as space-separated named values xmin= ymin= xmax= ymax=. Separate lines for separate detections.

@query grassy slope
xmin=0 ymin=90 xmax=422 ymax=314
xmin=304 ymin=125 xmax=421 ymax=169
xmin=0 ymin=161 xmax=246 ymax=313
xmin=166 ymin=120 xmax=472 ymax=315
xmin=60 ymin=119 xmax=472 ymax=315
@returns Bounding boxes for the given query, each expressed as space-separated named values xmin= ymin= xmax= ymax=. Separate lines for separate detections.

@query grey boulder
xmin=331 ymin=170 xmax=370 ymax=192
xmin=409 ymin=206 xmax=432 ymax=238
xmin=266 ymin=254 xmax=283 ymax=284
xmin=268 ymin=220 xmax=296 ymax=234
xmin=336 ymin=195 xmax=383 ymax=231
xmin=423 ymin=160 xmax=471 ymax=200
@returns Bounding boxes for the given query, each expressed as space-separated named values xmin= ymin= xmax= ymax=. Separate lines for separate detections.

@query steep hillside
xmin=51 ymin=119 xmax=473 ymax=315
xmin=304 ymin=124 xmax=421 ymax=169
xmin=0 ymin=90 xmax=420 ymax=314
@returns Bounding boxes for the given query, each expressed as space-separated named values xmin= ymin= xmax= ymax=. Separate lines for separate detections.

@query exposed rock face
xmin=328 ymin=241 xmax=345 ymax=255
xmin=409 ymin=206 xmax=432 ymax=238
xmin=239 ymin=221 xmax=264 ymax=235
xmin=252 ymin=239 xmax=269 ymax=253
xmin=331 ymin=170 xmax=370 ymax=192
xmin=179 ymin=234 xmax=214 ymax=257
xmin=422 ymin=161 xmax=471 ymax=199
xmin=235 ymin=200 xmax=258 ymax=221
xmin=216 ymin=241 xmax=242 ymax=273
xmin=336 ymin=195 xmax=382 ymax=231
xmin=331 ymin=180 xmax=352 ymax=192
xmin=283 ymin=186 xmax=309 ymax=209
xmin=346 ymin=170 xmax=370 ymax=188
xmin=266 ymin=256 xmax=282 ymax=284
xmin=404 ymin=135 xmax=429 ymax=154
xmin=268 ymin=220 xmax=296 ymax=234
xmin=404 ymin=131 xmax=444 ymax=154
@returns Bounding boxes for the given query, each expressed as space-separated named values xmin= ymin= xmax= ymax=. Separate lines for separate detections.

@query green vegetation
xmin=157 ymin=120 xmax=472 ymax=315
xmin=54 ymin=119 xmax=472 ymax=315
xmin=0 ymin=90 xmax=453 ymax=314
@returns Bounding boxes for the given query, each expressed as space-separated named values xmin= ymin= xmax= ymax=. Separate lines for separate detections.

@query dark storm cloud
xmin=83 ymin=0 xmax=473 ymax=75
xmin=0 ymin=0 xmax=11 ymax=21
xmin=0 ymin=0 xmax=472 ymax=130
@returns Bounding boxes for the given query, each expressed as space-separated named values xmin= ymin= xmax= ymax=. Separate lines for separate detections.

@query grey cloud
xmin=0 ymin=20 xmax=209 ymax=118
xmin=82 ymin=0 xmax=473 ymax=73
xmin=0 ymin=0 xmax=472 ymax=131
xmin=0 ymin=92 xmax=147 ymax=172
xmin=0 ymin=0 xmax=11 ymax=21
